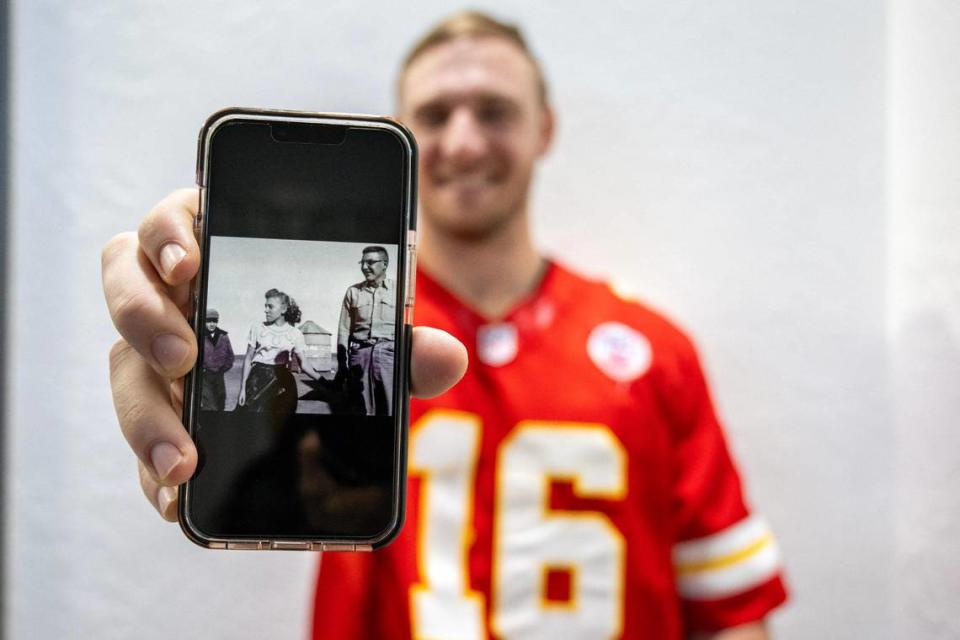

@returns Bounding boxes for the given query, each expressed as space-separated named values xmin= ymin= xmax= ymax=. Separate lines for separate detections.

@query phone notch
xmin=270 ymin=122 xmax=347 ymax=145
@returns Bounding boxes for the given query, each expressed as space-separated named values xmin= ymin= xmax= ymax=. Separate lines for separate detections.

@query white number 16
xmin=409 ymin=411 xmax=627 ymax=640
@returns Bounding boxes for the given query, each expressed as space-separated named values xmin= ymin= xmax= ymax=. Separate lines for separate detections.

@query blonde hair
xmin=397 ymin=10 xmax=549 ymax=106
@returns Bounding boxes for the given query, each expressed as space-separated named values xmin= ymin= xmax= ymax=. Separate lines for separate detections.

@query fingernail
xmin=152 ymin=334 xmax=191 ymax=372
xmin=159 ymin=242 xmax=186 ymax=277
xmin=156 ymin=486 xmax=178 ymax=517
xmin=151 ymin=442 xmax=183 ymax=481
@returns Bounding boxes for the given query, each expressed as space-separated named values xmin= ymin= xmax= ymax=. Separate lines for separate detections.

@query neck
xmin=417 ymin=206 xmax=544 ymax=319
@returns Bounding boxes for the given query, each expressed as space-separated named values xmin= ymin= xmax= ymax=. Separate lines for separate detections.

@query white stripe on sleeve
xmin=673 ymin=515 xmax=782 ymax=600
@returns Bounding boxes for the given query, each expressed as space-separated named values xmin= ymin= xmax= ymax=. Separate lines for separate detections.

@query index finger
xmin=102 ymin=232 xmax=198 ymax=379
xmin=138 ymin=188 xmax=202 ymax=286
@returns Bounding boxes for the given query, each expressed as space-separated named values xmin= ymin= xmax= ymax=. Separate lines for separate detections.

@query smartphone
xmin=180 ymin=108 xmax=417 ymax=551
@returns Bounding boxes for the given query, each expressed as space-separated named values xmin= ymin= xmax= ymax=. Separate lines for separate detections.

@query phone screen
xmin=184 ymin=114 xmax=414 ymax=545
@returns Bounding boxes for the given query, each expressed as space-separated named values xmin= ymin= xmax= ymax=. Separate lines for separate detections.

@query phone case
xmin=179 ymin=108 xmax=418 ymax=551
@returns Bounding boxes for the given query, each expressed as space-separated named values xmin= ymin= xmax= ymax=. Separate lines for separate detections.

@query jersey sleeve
xmin=657 ymin=333 xmax=788 ymax=632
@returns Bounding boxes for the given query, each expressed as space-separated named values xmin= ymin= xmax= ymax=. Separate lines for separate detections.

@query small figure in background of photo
xmin=200 ymin=308 xmax=234 ymax=410
xmin=239 ymin=288 xmax=324 ymax=415
xmin=337 ymin=246 xmax=396 ymax=415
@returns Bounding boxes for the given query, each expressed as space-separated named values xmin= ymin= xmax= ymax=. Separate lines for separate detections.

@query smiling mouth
xmin=435 ymin=172 xmax=498 ymax=187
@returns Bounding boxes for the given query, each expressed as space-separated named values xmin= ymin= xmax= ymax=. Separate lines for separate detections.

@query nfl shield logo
xmin=477 ymin=323 xmax=519 ymax=367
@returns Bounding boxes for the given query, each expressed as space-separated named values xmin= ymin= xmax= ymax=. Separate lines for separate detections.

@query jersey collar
xmin=415 ymin=259 xmax=574 ymax=329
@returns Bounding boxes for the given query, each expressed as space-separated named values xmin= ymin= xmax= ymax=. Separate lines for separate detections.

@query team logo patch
xmin=477 ymin=323 xmax=518 ymax=367
xmin=588 ymin=322 xmax=652 ymax=382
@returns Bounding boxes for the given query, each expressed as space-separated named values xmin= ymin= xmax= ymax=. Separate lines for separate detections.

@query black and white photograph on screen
xmin=203 ymin=237 xmax=399 ymax=416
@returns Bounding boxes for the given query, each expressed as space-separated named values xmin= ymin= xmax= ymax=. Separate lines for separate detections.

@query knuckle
xmin=140 ymin=189 xmax=198 ymax=245
xmin=138 ymin=207 xmax=166 ymax=248
xmin=101 ymin=232 xmax=136 ymax=269
xmin=110 ymin=286 xmax=162 ymax=336
xmin=108 ymin=339 xmax=135 ymax=373
xmin=115 ymin=395 xmax=152 ymax=440
xmin=172 ymin=187 xmax=199 ymax=209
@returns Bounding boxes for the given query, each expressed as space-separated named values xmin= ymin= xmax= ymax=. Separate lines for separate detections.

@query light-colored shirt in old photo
xmin=247 ymin=322 xmax=307 ymax=365
xmin=338 ymin=278 xmax=397 ymax=349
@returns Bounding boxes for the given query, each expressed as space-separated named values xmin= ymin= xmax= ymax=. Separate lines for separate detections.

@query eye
xmin=415 ymin=104 xmax=449 ymax=129
xmin=477 ymin=105 xmax=505 ymax=124
xmin=475 ymin=100 xmax=515 ymax=127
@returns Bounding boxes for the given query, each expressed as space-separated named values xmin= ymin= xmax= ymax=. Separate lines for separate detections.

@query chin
xmin=436 ymin=210 xmax=516 ymax=241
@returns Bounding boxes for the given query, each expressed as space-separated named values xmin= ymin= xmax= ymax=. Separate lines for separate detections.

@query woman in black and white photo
xmin=238 ymin=288 xmax=323 ymax=414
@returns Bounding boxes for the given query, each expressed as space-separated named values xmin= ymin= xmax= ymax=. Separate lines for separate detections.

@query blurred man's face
xmin=205 ymin=320 xmax=218 ymax=333
xmin=399 ymin=36 xmax=553 ymax=240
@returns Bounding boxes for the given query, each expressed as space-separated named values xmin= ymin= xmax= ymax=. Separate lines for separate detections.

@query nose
xmin=439 ymin=107 xmax=489 ymax=166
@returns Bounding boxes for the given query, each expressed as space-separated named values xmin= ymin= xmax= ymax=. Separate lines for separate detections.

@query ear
xmin=537 ymin=105 xmax=556 ymax=157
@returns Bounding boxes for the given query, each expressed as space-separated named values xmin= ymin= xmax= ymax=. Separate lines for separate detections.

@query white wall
xmin=889 ymin=1 xmax=960 ymax=638
xmin=4 ymin=1 xmax=953 ymax=638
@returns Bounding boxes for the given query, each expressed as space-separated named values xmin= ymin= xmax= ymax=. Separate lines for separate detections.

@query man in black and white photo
xmin=200 ymin=308 xmax=235 ymax=410
xmin=336 ymin=246 xmax=396 ymax=415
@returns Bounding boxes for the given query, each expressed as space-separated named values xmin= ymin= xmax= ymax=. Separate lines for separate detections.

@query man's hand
xmin=102 ymin=188 xmax=468 ymax=522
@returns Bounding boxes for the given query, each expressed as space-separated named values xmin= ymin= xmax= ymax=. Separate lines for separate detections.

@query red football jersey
xmin=312 ymin=262 xmax=787 ymax=639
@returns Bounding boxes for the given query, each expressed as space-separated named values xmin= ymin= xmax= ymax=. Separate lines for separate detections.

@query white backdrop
xmin=5 ymin=1 xmax=958 ymax=638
